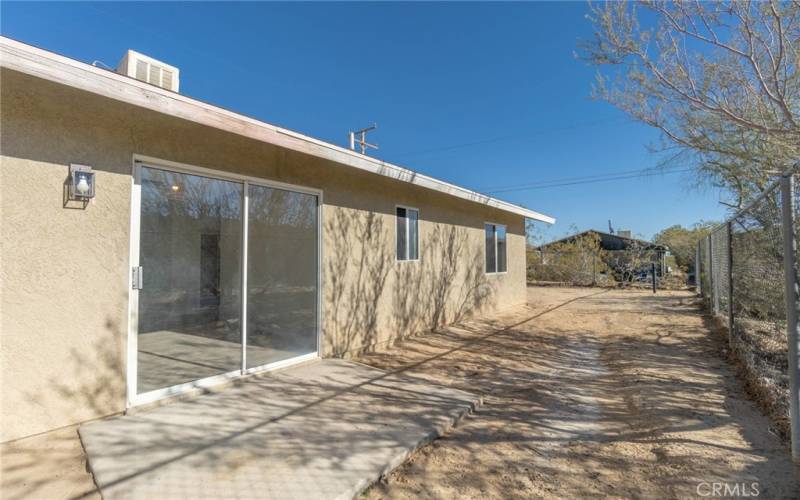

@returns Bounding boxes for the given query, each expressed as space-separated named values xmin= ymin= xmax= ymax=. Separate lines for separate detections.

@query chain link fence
xmin=696 ymin=174 xmax=799 ymax=458
xmin=710 ymin=224 xmax=730 ymax=316
xmin=697 ymin=234 xmax=710 ymax=295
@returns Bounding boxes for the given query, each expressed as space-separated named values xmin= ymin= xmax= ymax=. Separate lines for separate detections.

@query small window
xmin=396 ymin=207 xmax=419 ymax=261
xmin=485 ymin=223 xmax=507 ymax=273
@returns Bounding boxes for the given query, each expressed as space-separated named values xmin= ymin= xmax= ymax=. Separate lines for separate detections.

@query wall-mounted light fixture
xmin=68 ymin=164 xmax=95 ymax=200
xmin=63 ymin=163 xmax=96 ymax=209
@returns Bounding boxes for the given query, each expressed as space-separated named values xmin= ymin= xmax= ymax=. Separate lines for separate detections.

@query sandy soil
xmin=0 ymin=426 xmax=100 ymax=500
xmin=361 ymin=286 xmax=800 ymax=499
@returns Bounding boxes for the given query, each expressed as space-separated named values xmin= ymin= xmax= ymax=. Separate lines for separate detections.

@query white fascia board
xmin=0 ymin=36 xmax=555 ymax=224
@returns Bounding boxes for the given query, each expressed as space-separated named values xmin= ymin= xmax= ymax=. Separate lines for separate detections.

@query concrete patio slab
xmin=79 ymin=359 xmax=480 ymax=500
xmin=136 ymin=330 xmax=303 ymax=393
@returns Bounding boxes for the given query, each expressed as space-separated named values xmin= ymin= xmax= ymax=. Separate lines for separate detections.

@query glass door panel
xmin=137 ymin=166 xmax=243 ymax=394
xmin=246 ymin=185 xmax=318 ymax=368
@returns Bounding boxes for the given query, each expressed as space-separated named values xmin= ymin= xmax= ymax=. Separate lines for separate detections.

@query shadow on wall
xmin=325 ymin=209 xmax=393 ymax=357
xmin=19 ymin=316 xmax=126 ymax=427
xmin=51 ymin=318 xmax=126 ymax=417
xmin=3 ymin=316 xmax=125 ymax=500
xmin=326 ymin=208 xmax=497 ymax=357
xmin=396 ymin=224 xmax=496 ymax=334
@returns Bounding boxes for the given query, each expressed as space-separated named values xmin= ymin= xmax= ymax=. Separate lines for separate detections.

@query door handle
xmin=132 ymin=266 xmax=143 ymax=290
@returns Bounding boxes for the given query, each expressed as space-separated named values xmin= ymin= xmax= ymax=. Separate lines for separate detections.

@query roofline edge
xmin=0 ymin=36 xmax=555 ymax=224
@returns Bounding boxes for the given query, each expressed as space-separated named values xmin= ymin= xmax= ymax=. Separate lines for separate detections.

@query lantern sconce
xmin=63 ymin=164 xmax=96 ymax=209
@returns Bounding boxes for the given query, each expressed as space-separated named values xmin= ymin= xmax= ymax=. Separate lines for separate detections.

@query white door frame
xmin=127 ymin=154 xmax=323 ymax=407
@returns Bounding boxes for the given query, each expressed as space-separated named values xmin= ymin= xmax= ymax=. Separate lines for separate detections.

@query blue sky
xmin=1 ymin=1 xmax=726 ymax=242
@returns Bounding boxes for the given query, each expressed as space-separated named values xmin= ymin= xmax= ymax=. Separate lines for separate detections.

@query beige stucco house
xmin=0 ymin=37 xmax=554 ymax=443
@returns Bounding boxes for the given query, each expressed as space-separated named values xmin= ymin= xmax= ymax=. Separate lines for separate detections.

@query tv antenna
xmin=349 ymin=124 xmax=378 ymax=155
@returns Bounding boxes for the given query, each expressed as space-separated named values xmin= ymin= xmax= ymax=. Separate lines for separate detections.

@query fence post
xmin=709 ymin=234 xmax=717 ymax=314
xmin=651 ymin=262 xmax=656 ymax=293
xmin=696 ymin=240 xmax=702 ymax=295
xmin=727 ymin=221 xmax=734 ymax=349
xmin=780 ymin=174 xmax=800 ymax=462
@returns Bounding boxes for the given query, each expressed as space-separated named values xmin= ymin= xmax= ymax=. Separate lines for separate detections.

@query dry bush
xmin=727 ymin=317 xmax=790 ymax=440
xmin=528 ymin=234 xmax=613 ymax=286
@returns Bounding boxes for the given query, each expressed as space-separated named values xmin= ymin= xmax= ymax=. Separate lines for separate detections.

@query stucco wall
xmin=0 ymin=69 xmax=528 ymax=442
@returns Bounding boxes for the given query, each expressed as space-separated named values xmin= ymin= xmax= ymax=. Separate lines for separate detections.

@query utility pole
xmin=349 ymin=124 xmax=379 ymax=155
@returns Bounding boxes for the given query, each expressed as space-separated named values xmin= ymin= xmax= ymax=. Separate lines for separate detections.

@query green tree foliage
xmin=580 ymin=1 xmax=800 ymax=208
xmin=653 ymin=221 xmax=717 ymax=271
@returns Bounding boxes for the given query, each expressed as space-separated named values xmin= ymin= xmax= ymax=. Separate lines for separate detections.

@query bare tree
xmin=580 ymin=0 xmax=800 ymax=208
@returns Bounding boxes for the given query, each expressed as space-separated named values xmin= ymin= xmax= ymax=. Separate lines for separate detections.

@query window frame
xmin=484 ymin=222 xmax=508 ymax=275
xmin=396 ymin=205 xmax=420 ymax=262
xmin=128 ymin=154 xmax=322 ymax=408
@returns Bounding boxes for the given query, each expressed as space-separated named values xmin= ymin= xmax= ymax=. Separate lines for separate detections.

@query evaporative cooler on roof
xmin=116 ymin=49 xmax=180 ymax=92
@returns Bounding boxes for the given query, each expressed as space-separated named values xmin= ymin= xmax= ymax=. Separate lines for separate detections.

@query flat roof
xmin=0 ymin=36 xmax=555 ymax=224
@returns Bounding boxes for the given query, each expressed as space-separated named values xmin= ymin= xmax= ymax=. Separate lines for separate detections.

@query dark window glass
xmin=396 ymin=207 xmax=408 ymax=260
xmin=497 ymin=225 xmax=507 ymax=273
xmin=485 ymin=224 xmax=496 ymax=273
xmin=408 ymin=209 xmax=419 ymax=260
xmin=200 ymin=234 xmax=221 ymax=306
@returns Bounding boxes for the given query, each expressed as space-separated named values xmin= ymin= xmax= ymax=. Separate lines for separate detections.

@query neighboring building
xmin=0 ymin=37 xmax=554 ymax=442
xmin=616 ymin=229 xmax=632 ymax=239
xmin=537 ymin=229 xmax=669 ymax=277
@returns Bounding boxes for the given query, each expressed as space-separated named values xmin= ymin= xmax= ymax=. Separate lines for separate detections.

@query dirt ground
xmin=360 ymin=286 xmax=800 ymax=499
xmin=0 ymin=426 xmax=100 ymax=500
xmin=3 ymin=286 xmax=798 ymax=499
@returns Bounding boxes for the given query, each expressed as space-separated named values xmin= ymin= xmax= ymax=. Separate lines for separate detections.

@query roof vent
xmin=116 ymin=50 xmax=179 ymax=92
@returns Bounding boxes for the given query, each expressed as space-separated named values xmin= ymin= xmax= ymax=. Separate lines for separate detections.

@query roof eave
xmin=0 ymin=36 xmax=555 ymax=224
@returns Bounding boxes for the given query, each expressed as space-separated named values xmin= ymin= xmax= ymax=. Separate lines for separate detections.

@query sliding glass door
xmin=137 ymin=167 xmax=243 ymax=394
xmin=246 ymin=185 xmax=318 ymax=368
xmin=132 ymin=163 xmax=319 ymax=401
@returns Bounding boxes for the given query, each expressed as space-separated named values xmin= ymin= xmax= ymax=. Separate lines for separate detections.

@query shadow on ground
xmin=360 ymin=286 xmax=800 ymax=499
